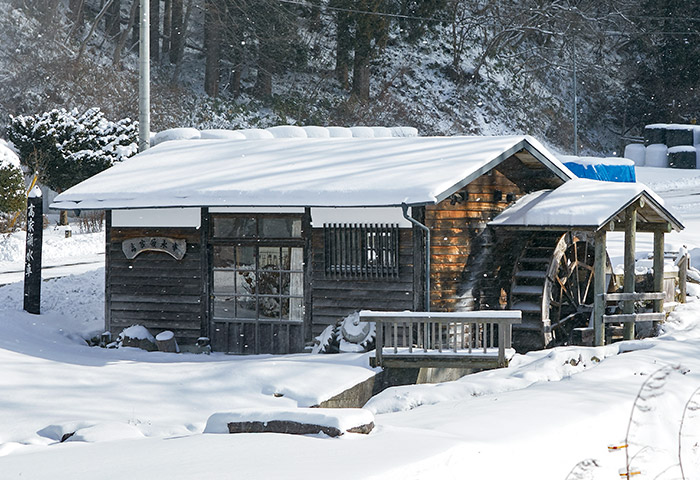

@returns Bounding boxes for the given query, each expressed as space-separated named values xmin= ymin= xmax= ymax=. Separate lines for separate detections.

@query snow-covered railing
xmin=360 ymin=310 xmax=521 ymax=369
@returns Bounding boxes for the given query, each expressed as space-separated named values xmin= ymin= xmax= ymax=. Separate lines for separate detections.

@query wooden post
xmin=623 ymin=207 xmax=637 ymax=340
xmin=593 ymin=229 xmax=607 ymax=346
xmin=104 ymin=210 xmax=112 ymax=334
xmin=652 ymin=229 xmax=664 ymax=320
xmin=23 ymin=187 xmax=43 ymax=314
xmin=679 ymin=253 xmax=688 ymax=303
xmin=375 ymin=320 xmax=383 ymax=366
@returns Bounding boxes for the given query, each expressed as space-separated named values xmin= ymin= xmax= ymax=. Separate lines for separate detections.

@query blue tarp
xmin=563 ymin=162 xmax=636 ymax=183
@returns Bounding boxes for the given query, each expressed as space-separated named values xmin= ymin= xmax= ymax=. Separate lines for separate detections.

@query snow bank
xmin=153 ymin=128 xmax=200 ymax=146
xmin=265 ymin=125 xmax=307 ymax=138
xmin=326 ymin=126 xmax=353 ymax=137
xmin=390 ymin=126 xmax=418 ymax=137
xmin=237 ymin=128 xmax=274 ymax=140
xmin=0 ymin=228 xmax=104 ymax=271
xmin=349 ymin=126 xmax=375 ymax=138
xmin=302 ymin=126 xmax=331 ymax=138
xmin=199 ymin=129 xmax=246 ymax=140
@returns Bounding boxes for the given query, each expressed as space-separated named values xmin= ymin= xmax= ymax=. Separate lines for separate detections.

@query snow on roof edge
xmin=52 ymin=135 xmax=573 ymax=211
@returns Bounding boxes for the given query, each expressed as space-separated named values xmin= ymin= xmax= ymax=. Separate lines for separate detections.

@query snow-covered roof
xmin=51 ymin=135 xmax=572 ymax=210
xmin=489 ymin=178 xmax=683 ymax=232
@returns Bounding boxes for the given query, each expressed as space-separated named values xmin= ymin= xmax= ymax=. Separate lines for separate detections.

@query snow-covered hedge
xmin=6 ymin=108 xmax=137 ymax=193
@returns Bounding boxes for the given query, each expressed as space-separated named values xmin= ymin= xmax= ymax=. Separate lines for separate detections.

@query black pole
xmin=23 ymin=187 xmax=43 ymax=314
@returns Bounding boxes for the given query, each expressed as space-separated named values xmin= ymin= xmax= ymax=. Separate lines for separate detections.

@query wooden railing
xmin=601 ymin=292 xmax=666 ymax=324
xmin=359 ymin=310 xmax=522 ymax=369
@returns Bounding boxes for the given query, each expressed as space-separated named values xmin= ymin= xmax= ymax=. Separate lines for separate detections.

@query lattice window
xmin=323 ymin=224 xmax=399 ymax=278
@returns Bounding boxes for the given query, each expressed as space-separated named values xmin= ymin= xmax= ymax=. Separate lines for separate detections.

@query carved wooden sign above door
xmin=121 ymin=237 xmax=187 ymax=260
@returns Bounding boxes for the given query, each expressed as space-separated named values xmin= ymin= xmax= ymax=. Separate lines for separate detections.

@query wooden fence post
xmin=679 ymin=253 xmax=688 ymax=304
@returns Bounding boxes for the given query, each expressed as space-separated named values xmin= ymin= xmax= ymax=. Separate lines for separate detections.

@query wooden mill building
xmin=52 ymin=135 xmax=683 ymax=354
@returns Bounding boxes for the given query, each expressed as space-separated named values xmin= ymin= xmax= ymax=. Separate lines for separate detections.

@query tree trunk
xmin=204 ymin=0 xmax=222 ymax=96
xmin=112 ymin=0 xmax=139 ymax=67
xmin=229 ymin=68 xmax=241 ymax=97
xmin=105 ymin=0 xmax=121 ymax=37
xmin=150 ymin=0 xmax=160 ymax=61
xmin=352 ymin=17 xmax=372 ymax=101
xmin=131 ymin=1 xmax=140 ymax=49
xmin=162 ymin=0 xmax=171 ymax=58
xmin=332 ymin=0 xmax=352 ymax=89
xmin=68 ymin=0 xmax=84 ymax=32
xmin=254 ymin=65 xmax=272 ymax=99
xmin=170 ymin=0 xmax=183 ymax=64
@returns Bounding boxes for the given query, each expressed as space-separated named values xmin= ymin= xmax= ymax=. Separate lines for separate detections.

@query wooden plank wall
xmin=426 ymin=171 xmax=522 ymax=313
xmin=310 ymin=228 xmax=414 ymax=338
xmin=108 ymin=227 xmax=203 ymax=345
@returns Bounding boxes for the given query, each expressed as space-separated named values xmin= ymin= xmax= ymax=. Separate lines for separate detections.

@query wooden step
xmin=511 ymin=285 xmax=543 ymax=295
xmin=515 ymin=270 xmax=547 ymax=279
xmin=511 ymin=301 xmax=541 ymax=313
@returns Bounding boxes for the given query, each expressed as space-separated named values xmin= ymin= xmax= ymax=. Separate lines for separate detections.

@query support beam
xmin=593 ymin=229 xmax=606 ymax=346
xmin=623 ymin=207 xmax=637 ymax=340
xmin=652 ymin=230 xmax=664 ymax=329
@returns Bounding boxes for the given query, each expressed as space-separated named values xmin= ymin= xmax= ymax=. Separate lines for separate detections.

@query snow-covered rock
xmin=204 ymin=408 xmax=375 ymax=436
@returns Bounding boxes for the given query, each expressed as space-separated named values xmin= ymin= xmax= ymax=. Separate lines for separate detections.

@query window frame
xmin=323 ymin=223 xmax=400 ymax=278
xmin=209 ymin=214 xmax=306 ymax=324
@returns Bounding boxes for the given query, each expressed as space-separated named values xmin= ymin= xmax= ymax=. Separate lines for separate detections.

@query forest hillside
xmin=2 ymin=0 xmax=699 ymax=155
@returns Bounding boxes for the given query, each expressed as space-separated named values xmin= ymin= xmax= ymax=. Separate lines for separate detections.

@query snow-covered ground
xmin=0 ymin=226 xmax=104 ymax=284
xmin=0 ymin=167 xmax=699 ymax=479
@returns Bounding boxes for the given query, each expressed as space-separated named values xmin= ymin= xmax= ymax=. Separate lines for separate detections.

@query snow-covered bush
xmin=6 ymin=108 xmax=137 ymax=194
xmin=0 ymin=141 xmax=26 ymax=231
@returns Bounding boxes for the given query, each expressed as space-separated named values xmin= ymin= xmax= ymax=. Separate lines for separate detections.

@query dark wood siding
xmin=426 ymin=170 xmax=523 ymax=313
xmin=310 ymin=228 xmax=414 ymax=338
xmin=108 ymin=226 xmax=203 ymax=345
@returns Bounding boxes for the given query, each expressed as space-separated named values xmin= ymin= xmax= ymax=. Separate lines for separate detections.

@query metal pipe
xmin=139 ymin=0 xmax=150 ymax=152
xmin=402 ymin=203 xmax=430 ymax=312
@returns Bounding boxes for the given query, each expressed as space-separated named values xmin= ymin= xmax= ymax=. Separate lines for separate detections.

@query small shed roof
xmin=51 ymin=135 xmax=572 ymax=210
xmin=489 ymin=178 xmax=684 ymax=232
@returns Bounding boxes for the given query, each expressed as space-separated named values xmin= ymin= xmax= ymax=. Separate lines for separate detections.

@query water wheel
xmin=509 ymin=231 xmax=610 ymax=351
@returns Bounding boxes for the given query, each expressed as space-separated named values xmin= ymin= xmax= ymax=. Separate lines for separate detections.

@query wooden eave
xmin=432 ymin=139 xmax=571 ymax=205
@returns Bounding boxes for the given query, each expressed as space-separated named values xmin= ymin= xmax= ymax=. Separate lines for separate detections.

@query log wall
xmin=310 ymin=228 xmax=415 ymax=338
xmin=426 ymin=171 xmax=523 ymax=313
xmin=107 ymin=226 xmax=204 ymax=345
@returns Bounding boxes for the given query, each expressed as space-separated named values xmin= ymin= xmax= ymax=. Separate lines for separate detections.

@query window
xmin=210 ymin=214 xmax=304 ymax=323
xmin=324 ymin=223 xmax=399 ymax=278
xmin=212 ymin=245 xmax=304 ymax=322
xmin=212 ymin=215 xmax=302 ymax=239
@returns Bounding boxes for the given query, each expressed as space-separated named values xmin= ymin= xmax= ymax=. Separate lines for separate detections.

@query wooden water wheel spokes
xmin=547 ymin=232 xmax=597 ymax=345
xmin=510 ymin=231 xmax=609 ymax=352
